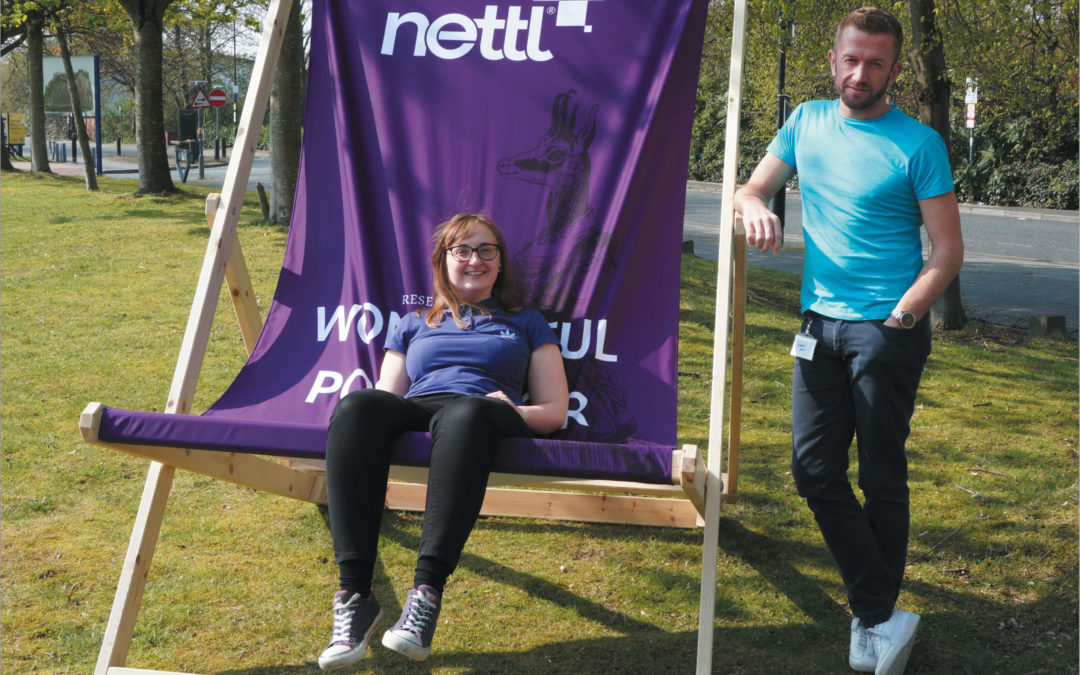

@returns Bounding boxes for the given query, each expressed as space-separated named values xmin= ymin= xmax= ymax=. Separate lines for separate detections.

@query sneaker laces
xmin=401 ymin=592 xmax=438 ymax=638
xmin=867 ymin=626 xmax=890 ymax=655
xmin=855 ymin=623 xmax=868 ymax=643
xmin=855 ymin=623 xmax=873 ymax=655
xmin=329 ymin=597 xmax=358 ymax=644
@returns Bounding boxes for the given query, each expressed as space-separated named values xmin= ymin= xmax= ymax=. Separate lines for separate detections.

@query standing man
xmin=734 ymin=7 xmax=963 ymax=675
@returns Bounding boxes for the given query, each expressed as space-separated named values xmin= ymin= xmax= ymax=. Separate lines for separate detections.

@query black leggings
xmin=325 ymin=389 xmax=533 ymax=595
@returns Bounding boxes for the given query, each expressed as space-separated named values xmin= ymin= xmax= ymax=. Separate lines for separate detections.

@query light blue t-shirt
xmin=766 ymin=100 xmax=954 ymax=320
xmin=386 ymin=300 xmax=559 ymax=405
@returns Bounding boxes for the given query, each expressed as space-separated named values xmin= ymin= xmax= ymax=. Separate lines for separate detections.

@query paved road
xmin=683 ymin=183 xmax=1079 ymax=336
xmin=28 ymin=147 xmax=1079 ymax=335
xmin=36 ymin=142 xmax=273 ymax=191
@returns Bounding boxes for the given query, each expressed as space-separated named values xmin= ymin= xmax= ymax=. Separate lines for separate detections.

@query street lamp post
xmin=965 ymin=77 xmax=978 ymax=166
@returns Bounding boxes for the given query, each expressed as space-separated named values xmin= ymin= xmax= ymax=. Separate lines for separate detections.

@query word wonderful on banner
xmin=315 ymin=304 xmax=619 ymax=362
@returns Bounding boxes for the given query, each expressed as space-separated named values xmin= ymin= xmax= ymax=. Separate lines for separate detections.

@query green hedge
xmin=957 ymin=160 xmax=1078 ymax=210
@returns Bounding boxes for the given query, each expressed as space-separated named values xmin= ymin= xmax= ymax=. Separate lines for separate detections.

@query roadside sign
xmin=189 ymin=87 xmax=211 ymax=109
xmin=3 ymin=113 xmax=26 ymax=143
xmin=208 ymin=88 xmax=227 ymax=107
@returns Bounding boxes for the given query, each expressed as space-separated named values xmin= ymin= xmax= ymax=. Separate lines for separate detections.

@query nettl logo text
xmin=380 ymin=1 xmax=598 ymax=62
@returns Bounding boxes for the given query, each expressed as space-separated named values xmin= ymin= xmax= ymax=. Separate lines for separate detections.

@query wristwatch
xmin=891 ymin=308 xmax=916 ymax=329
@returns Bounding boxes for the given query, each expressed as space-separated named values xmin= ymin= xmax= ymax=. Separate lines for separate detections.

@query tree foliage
xmin=161 ymin=0 xmax=251 ymax=138
xmin=691 ymin=0 xmax=1078 ymax=209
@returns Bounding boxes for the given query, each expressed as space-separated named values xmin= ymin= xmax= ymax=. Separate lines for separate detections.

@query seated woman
xmin=318 ymin=213 xmax=569 ymax=669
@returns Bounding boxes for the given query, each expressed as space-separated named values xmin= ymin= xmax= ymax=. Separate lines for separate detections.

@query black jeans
xmin=325 ymin=389 xmax=533 ymax=595
xmin=790 ymin=312 xmax=931 ymax=627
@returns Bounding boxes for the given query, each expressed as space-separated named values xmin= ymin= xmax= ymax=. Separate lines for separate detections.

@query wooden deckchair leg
xmin=95 ymin=462 xmax=175 ymax=675
xmin=698 ymin=208 xmax=735 ymax=672
xmin=698 ymin=0 xmax=748 ymax=671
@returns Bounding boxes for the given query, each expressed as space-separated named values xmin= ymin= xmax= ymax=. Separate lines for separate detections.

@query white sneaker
xmin=381 ymin=585 xmax=441 ymax=662
xmin=867 ymin=609 xmax=920 ymax=675
xmin=318 ymin=591 xmax=384 ymax=670
xmin=849 ymin=618 xmax=876 ymax=672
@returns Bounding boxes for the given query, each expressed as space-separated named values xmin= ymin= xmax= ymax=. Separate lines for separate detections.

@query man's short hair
xmin=835 ymin=7 xmax=904 ymax=63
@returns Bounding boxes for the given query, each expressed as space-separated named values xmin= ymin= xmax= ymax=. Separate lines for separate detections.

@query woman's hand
xmin=485 ymin=389 xmax=519 ymax=410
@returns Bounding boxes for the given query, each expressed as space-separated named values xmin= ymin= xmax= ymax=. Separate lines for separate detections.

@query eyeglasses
xmin=446 ymin=243 xmax=499 ymax=262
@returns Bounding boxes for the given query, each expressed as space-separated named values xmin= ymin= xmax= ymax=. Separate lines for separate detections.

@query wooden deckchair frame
xmin=82 ymin=1 xmax=750 ymax=673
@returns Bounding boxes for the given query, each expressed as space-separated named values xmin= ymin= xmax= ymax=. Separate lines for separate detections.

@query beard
xmin=837 ymin=80 xmax=890 ymax=111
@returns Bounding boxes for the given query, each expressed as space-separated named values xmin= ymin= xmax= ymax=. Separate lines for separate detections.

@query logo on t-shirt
xmin=497 ymin=328 xmax=519 ymax=341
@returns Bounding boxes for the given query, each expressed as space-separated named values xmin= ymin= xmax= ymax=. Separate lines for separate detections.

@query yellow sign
xmin=3 ymin=113 xmax=26 ymax=144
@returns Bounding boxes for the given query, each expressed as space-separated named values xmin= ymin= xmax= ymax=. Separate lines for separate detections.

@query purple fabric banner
xmin=198 ymin=0 xmax=706 ymax=449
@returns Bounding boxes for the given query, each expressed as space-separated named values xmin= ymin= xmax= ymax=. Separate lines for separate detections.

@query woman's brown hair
xmin=425 ymin=213 xmax=520 ymax=328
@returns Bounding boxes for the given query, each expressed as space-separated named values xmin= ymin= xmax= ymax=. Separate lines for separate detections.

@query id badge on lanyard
xmin=790 ymin=315 xmax=818 ymax=361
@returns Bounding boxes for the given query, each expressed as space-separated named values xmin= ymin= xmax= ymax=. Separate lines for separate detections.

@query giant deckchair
xmin=80 ymin=1 xmax=751 ymax=673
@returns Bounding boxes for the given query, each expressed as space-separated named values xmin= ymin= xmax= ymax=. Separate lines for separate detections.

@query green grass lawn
xmin=2 ymin=172 xmax=1076 ymax=674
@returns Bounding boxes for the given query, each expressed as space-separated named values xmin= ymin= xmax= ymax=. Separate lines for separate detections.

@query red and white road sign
xmin=189 ymin=87 xmax=211 ymax=109
xmin=208 ymin=88 xmax=228 ymax=107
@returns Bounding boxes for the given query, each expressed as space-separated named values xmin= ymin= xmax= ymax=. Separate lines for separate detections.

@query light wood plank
xmin=724 ymin=234 xmax=747 ymax=504
xmin=679 ymin=444 xmax=707 ymax=516
xmin=699 ymin=0 xmax=748 ymax=672
xmin=283 ymin=458 xmax=693 ymax=498
xmin=392 ymin=465 xmax=686 ymax=496
xmin=385 ymin=483 xmax=702 ymax=528
xmin=95 ymin=462 xmax=175 ymax=675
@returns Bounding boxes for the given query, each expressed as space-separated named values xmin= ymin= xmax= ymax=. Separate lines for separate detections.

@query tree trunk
xmin=0 ymin=142 xmax=15 ymax=172
xmin=908 ymin=0 xmax=966 ymax=330
xmin=120 ymin=0 xmax=176 ymax=194
xmin=57 ymin=27 xmax=99 ymax=191
xmin=26 ymin=13 xmax=51 ymax=174
xmin=269 ymin=0 xmax=304 ymax=226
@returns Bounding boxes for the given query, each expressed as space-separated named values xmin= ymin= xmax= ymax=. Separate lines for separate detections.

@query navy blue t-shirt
xmin=386 ymin=300 xmax=560 ymax=405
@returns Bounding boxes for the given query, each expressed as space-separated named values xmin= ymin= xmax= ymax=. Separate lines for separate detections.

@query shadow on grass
xmin=715 ymin=518 xmax=847 ymax=624
xmin=389 ymin=515 xmax=664 ymax=628
xmin=215 ymin=507 xmax=1076 ymax=675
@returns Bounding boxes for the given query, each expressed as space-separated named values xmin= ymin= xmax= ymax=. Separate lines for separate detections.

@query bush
xmin=973 ymin=160 xmax=1079 ymax=210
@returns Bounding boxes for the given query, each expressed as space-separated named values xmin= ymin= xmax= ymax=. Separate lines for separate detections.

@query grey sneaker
xmin=318 ymin=590 xmax=384 ymax=670
xmin=868 ymin=609 xmax=920 ymax=675
xmin=849 ymin=618 xmax=876 ymax=672
xmin=381 ymin=585 xmax=441 ymax=661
